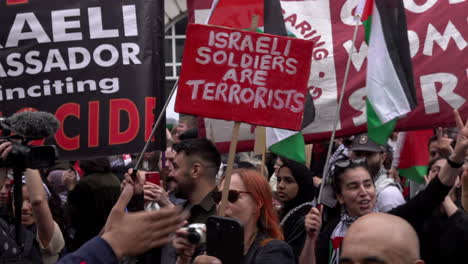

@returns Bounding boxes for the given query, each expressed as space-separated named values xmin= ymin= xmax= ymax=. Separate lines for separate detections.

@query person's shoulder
xmin=87 ymin=172 xmax=120 ymax=187
xmin=377 ymin=186 xmax=405 ymax=212
xmin=263 ymin=239 xmax=291 ymax=250
xmin=379 ymin=185 xmax=405 ymax=199
xmin=254 ymin=239 xmax=294 ymax=263
xmin=448 ymin=209 xmax=468 ymax=226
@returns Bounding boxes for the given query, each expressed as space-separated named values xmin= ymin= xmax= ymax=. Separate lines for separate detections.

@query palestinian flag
xmin=266 ymin=129 xmax=306 ymax=163
xmin=397 ymin=130 xmax=433 ymax=183
xmin=208 ymin=0 xmax=315 ymax=164
xmin=357 ymin=0 xmax=417 ymax=145
xmin=208 ymin=0 xmax=263 ymax=28
xmin=266 ymin=88 xmax=315 ymax=164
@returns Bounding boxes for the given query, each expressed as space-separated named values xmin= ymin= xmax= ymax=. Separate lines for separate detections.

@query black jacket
xmin=281 ymin=204 xmax=312 ymax=261
xmin=243 ymin=232 xmax=295 ymax=264
xmin=67 ymin=172 xmax=120 ymax=252
xmin=420 ymin=208 xmax=468 ymax=264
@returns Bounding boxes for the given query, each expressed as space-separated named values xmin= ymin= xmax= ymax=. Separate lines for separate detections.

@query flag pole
xmin=205 ymin=0 xmax=220 ymax=24
xmin=318 ymin=17 xmax=361 ymax=205
xmin=134 ymin=80 xmax=178 ymax=171
xmin=219 ymin=15 xmax=259 ymax=216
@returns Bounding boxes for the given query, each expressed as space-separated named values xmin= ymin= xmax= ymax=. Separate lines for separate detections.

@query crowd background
xmin=0 ymin=112 xmax=467 ymax=264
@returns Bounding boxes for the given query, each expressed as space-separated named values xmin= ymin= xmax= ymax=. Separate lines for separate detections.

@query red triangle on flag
xmin=209 ymin=0 xmax=264 ymax=29
xmin=7 ymin=0 xmax=28 ymax=5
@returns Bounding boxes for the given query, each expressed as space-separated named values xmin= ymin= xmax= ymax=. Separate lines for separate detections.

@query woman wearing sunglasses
xmin=192 ymin=169 xmax=294 ymax=264
xmin=277 ymin=159 xmax=317 ymax=260
xmin=300 ymin=111 xmax=468 ymax=264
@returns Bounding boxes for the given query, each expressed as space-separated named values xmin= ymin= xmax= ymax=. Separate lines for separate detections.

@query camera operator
xmin=0 ymin=140 xmax=64 ymax=263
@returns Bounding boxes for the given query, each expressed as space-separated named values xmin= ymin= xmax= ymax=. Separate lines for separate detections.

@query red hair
xmin=232 ymin=169 xmax=284 ymax=244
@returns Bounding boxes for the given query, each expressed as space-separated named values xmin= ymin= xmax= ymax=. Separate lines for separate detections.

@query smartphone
xmin=145 ymin=171 xmax=161 ymax=186
xmin=206 ymin=216 xmax=244 ymax=264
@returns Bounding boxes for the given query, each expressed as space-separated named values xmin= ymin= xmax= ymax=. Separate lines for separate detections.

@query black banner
xmin=0 ymin=0 xmax=165 ymax=160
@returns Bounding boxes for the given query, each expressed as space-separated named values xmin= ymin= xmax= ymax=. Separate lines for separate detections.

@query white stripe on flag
xmin=266 ymin=128 xmax=296 ymax=148
xmin=367 ymin=4 xmax=411 ymax=124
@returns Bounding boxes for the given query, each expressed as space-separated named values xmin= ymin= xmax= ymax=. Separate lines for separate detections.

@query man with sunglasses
xmin=350 ymin=134 xmax=405 ymax=212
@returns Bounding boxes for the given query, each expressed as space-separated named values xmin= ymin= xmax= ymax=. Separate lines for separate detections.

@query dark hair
xmin=178 ymin=128 xmax=198 ymax=141
xmin=279 ymin=159 xmax=316 ymax=215
xmin=331 ymin=159 xmax=368 ymax=195
xmin=79 ymin=158 xmax=111 ymax=175
xmin=427 ymin=157 xmax=445 ymax=174
xmin=237 ymin=161 xmax=257 ymax=170
xmin=428 ymin=135 xmax=438 ymax=148
xmin=172 ymin=138 xmax=221 ymax=176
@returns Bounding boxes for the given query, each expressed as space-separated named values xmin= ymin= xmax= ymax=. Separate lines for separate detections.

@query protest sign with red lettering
xmin=175 ymin=24 xmax=313 ymax=131
xmin=0 ymin=0 xmax=166 ymax=160
xmin=189 ymin=0 xmax=468 ymax=153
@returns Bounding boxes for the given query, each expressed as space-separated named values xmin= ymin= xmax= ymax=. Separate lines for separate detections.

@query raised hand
xmin=434 ymin=127 xmax=454 ymax=158
xmin=122 ymin=168 xmax=145 ymax=195
xmin=452 ymin=110 xmax=468 ymax=161
xmin=0 ymin=140 xmax=12 ymax=160
xmin=102 ymin=184 xmax=188 ymax=259
xmin=304 ymin=205 xmax=322 ymax=241
xmin=144 ymin=182 xmax=174 ymax=208
xmin=0 ymin=141 xmax=12 ymax=186
xmin=173 ymin=228 xmax=197 ymax=264
xmin=438 ymin=110 xmax=468 ymax=186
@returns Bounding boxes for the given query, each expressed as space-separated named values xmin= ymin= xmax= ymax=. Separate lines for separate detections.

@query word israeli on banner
xmin=175 ymin=24 xmax=313 ymax=131
xmin=0 ymin=0 xmax=165 ymax=160
xmin=189 ymin=0 xmax=467 ymax=152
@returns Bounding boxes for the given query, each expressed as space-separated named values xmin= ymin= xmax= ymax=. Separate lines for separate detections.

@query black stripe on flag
xmin=375 ymin=0 xmax=417 ymax=110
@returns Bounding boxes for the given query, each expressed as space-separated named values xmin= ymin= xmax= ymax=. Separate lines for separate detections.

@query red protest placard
xmin=175 ymin=24 xmax=313 ymax=131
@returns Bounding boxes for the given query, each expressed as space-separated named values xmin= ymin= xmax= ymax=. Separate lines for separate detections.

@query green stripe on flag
xmin=362 ymin=17 xmax=372 ymax=43
xmin=398 ymin=166 xmax=427 ymax=184
xmin=367 ymin=100 xmax=397 ymax=145
xmin=269 ymin=133 xmax=305 ymax=164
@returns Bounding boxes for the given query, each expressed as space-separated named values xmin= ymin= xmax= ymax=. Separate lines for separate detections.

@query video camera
xmin=0 ymin=111 xmax=59 ymax=169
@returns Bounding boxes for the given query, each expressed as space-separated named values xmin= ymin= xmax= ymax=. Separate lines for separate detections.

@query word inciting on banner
xmin=1 ymin=0 xmax=165 ymax=160
xmin=0 ymin=5 xmax=142 ymax=101
xmin=0 ymin=77 xmax=119 ymax=101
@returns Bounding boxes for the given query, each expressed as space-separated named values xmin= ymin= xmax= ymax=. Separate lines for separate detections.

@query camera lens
xmin=187 ymin=227 xmax=201 ymax=244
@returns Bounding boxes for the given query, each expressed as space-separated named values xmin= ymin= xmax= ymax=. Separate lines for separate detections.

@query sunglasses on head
xmin=212 ymin=190 xmax=251 ymax=204
xmin=334 ymin=157 xmax=366 ymax=168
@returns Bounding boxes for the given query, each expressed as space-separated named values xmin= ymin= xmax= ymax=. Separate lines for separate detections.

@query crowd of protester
xmin=0 ymin=112 xmax=467 ymax=263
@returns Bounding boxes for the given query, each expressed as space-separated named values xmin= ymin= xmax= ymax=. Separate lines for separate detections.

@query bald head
xmin=341 ymin=213 xmax=424 ymax=264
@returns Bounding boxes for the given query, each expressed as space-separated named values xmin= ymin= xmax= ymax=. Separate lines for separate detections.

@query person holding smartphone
xmin=177 ymin=169 xmax=294 ymax=264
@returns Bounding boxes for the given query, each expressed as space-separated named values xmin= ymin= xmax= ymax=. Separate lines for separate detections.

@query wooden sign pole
xmin=305 ymin=144 xmax=313 ymax=169
xmin=218 ymin=15 xmax=259 ymax=217
xmin=254 ymin=126 xmax=267 ymax=177
xmin=218 ymin=121 xmax=241 ymax=216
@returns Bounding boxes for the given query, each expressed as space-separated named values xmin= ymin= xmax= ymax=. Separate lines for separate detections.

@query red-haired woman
xmin=175 ymin=169 xmax=294 ymax=264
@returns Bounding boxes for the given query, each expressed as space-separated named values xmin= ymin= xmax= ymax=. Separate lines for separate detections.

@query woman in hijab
xmin=276 ymin=159 xmax=317 ymax=260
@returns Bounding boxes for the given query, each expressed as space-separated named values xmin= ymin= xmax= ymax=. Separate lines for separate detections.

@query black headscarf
xmin=279 ymin=159 xmax=317 ymax=218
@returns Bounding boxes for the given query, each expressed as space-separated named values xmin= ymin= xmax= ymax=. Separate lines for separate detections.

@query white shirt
xmin=376 ymin=185 xmax=406 ymax=212
xmin=374 ymin=170 xmax=406 ymax=212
